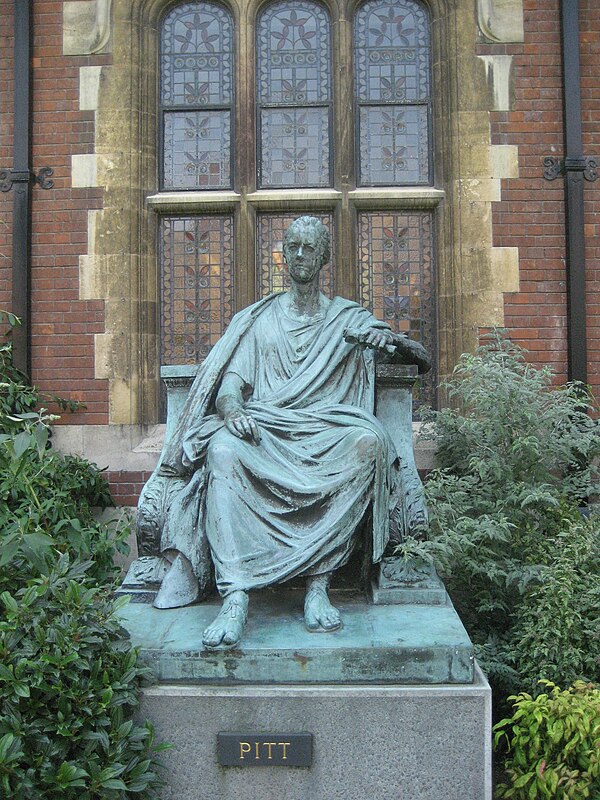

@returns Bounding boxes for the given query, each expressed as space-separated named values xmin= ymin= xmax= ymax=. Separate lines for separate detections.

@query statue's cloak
xmin=139 ymin=294 xmax=401 ymax=596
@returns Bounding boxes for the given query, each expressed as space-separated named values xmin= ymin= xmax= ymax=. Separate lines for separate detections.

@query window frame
xmin=150 ymin=0 xmax=443 ymax=386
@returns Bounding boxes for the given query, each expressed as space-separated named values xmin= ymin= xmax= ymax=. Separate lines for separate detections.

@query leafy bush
xmin=0 ymin=313 xmax=168 ymax=798
xmin=412 ymin=332 xmax=600 ymax=695
xmin=494 ymin=681 xmax=600 ymax=799
xmin=1 ymin=311 xmax=124 ymax=593
xmin=0 ymin=560 xmax=166 ymax=799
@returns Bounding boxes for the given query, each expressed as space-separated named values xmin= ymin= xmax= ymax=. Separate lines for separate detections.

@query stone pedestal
xmin=141 ymin=666 xmax=492 ymax=800
xmin=120 ymin=590 xmax=491 ymax=798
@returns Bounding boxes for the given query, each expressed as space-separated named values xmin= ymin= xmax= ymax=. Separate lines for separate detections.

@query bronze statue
xmin=137 ymin=216 xmax=430 ymax=647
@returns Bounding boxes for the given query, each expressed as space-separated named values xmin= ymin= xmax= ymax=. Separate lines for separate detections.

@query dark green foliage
xmin=414 ymin=332 xmax=600 ymax=696
xmin=493 ymin=681 xmax=600 ymax=799
xmin=0 ymin=561 xmax=167 ymax=799
xmin=0 ymin=313 xmax=168 ymax=798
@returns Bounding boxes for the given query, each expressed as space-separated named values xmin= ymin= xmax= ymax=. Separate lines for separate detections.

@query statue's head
xmin=283 ymin=217 xmax=331 ymax=285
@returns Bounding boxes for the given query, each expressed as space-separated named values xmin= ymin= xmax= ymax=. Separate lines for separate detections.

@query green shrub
xmin=0 ymin=404 xmax=125 ymax=595
xmin=413 ymin=332 xmax=600 ymax=695
xmin=0 ymin=313 xmax=168 ymax=798
xmin=0 ymin=559 xmax=167 ymax=799
xmin=494 ymin=681 xmax=600 ymax=799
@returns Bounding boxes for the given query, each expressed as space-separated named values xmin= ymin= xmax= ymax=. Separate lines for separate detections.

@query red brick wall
xmin=482 ymin=0 xmax=569 ymax=382
xmin=0 ymin=1 xmax=14 ymax=311
xmin=107 ymin=471 xmax=155 ymax=508
xmin=483 ymin=0 xmax=600 ymax=401
xmin=31 ymin=1 xmax=110 ymax=423
xmin=581 ymin=0 xmax=600 ymax=398
xmin=1 ymin=1 xmax=111 ymax=423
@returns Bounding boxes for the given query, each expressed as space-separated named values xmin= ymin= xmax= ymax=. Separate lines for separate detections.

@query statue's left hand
xmin=224 ymin=407 xmax=261 ymax=443
xmin=359 ymin=328 xmax=395 ymax=352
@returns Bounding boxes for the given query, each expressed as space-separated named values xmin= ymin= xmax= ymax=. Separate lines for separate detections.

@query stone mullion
xmin=234 ymin=0 xmax=255 ymax=310
xmin=333 ymin=3 xmax=356 ymax=301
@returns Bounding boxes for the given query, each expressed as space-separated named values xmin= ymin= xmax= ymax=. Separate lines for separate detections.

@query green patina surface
xmin=118 ymin=589 xmax=474 ymax=685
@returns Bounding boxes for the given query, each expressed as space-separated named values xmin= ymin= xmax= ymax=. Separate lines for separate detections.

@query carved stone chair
xmin=126 ymin=362 xmax=444 ymax=605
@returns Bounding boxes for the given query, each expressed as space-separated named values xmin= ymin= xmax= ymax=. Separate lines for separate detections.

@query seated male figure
xmin=139 ymin=216 xmax=430 ymax=648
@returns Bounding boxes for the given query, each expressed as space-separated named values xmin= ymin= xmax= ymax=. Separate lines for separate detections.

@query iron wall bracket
xmin=0 ymin=167 xmax=54 ymax=192
xmin=543 ymin=155 xmax=598 ymax=181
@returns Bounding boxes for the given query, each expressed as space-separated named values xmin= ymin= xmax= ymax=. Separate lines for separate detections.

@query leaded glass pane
xmin=258 ymin=2 xmax=331 ymax=104
xmin=358 ymin=211 xmax=436 ymax=410
xmin=161 ymin=3 xmax=233 ymax=106
xmin=355 ymin=0 xmax=431 ymax=187
xmin=359 ymin=105 xmax=428 ymax=185
xmin=257 ymin=0 xmax=332 ymax=188
xmin=257 ymin=214 xmax=335 ymax=298
xmin=354 ymin=0 xmax=430 ymax=103
xmin=160 ymin=216 xmax=234 ymax=365
xmin=164 ymin=111 xmax=231 ymax=189
xmin=260 ymin=108 xmax=330 ymax=187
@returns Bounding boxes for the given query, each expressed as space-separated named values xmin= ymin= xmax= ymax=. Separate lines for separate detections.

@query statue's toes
xmin=321 ymin=608 xmax=342 ymax=631
xmin=222 ymin=625 xmax=242 ymax=646
xmin=202 ymin=625 xmax=224 ymax=648
xmin=304 ymin=613 xmax=320 ymax=631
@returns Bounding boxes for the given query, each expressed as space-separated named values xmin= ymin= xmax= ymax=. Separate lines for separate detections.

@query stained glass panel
xmin=260 ymin=108 xmax=330 ymax=187
xmin=163 ymin=111 xmax=231 ymax=189
xmin=160 ymin=216 xmax=234 ymax=365
xmin=358 ymin=211 xmax=436 ymax=410
xmin=257 ymin=214 xmax=335 ymax=298
xmin=354 ymin=0 xmax=430 ymax=103
xmin=258 ymin=2 xmax=330 ymax=104
xmin=257 ymin=0 xmax=332 ymax=188
xmin=354 ymin=0 xmax=431 ymax=187
xmin=359 ymin=105 xmax=429 ymax=185
xmin=161 ymin=3 xmax=233 ymax=106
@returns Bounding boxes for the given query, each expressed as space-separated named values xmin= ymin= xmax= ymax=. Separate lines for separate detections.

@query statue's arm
xmin=216 ymin=372 xmax=261 ymax=443
xmin=344 ymin=324 xmax=431 ymax=374
xmin=390 ymin=334 xmax=432 ymax=374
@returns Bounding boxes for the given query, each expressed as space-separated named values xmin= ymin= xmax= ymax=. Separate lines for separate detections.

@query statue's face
xmin=284 ymin=226 xmax=324 ymax=285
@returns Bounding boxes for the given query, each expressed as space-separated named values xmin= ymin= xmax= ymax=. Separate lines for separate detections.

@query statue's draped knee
xmin=207 ymin=430 xmax=240 ymax=477
xmin=353 ymin=429 xmax=383 ymax=460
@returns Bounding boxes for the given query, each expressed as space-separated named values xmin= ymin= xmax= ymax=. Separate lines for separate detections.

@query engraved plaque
xmin=217 ymin=733 xmax=313 ymax=767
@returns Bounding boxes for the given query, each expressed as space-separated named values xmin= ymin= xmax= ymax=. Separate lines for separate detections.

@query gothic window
xmin=161 ymin=2 xmax=234 ymax=189
xmin=257 ymin=1 xmax=332 ymax=188
xmin=354 ymin=0 xmax=431 ymax=186
xmin=154 ymin=0 xmax=438 ymax=412
xmin=160 ymin=216 xmax=234 ymax=366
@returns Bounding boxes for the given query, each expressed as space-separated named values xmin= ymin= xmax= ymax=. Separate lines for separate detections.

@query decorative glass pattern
xmin=358 ymin=211 xmax=436 ymax=410
xmin=355 ymin=0 xmax=429 ymax=103
xmin=258 ymin=2 xmax=330 ymax=103
xmin=354 ymin=0 xmax=431 ymax=186
xmin=257 ymin=214 xmax=335 ymax=298
xmin=160 ymin=216 xmax=234 ymax=365
xmin=257 ymin=1 xmax=332 ymax=187
xmin=260 ymin=108 xmax=329 ymax=187
xmin=161 ymin=3 xmax=233 ymax=190
xmin=359 ymin=106 xmax=428 ymax=185
xmin=163 ymin=111 xmax=231 ymax=189
xmin=161 ymin=3 xmax=233 ymax=106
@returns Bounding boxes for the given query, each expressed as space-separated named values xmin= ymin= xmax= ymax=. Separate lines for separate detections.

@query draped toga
xmin=149 ymin=294 xmax=401 ymax=597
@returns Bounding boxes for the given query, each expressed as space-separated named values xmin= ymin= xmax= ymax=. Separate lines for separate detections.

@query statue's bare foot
xmin=304 ymin=576 xmax=342 ymax=632
xmin=202 ymin=591 xmax=249 ymax=648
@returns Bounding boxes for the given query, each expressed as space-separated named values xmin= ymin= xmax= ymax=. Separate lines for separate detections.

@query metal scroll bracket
xmin=543 ymin=155 xmax=598 ymax=182
xmin=0 ymin=167 xmax=54 ymax=192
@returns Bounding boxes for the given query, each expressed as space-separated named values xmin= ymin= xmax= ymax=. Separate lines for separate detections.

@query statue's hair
xmin=283 ymin=216 xmax=331 ymax=267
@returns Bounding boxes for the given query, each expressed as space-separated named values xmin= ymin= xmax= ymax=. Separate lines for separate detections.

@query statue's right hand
xmin=224 ymin=408 xmax=261 ymax=443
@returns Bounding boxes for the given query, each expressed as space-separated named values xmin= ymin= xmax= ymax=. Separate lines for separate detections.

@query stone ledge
xmin=117 ymin=588 xmax=474 ymax=685
xmin=52 ymin=423 xmax=437 ymax=472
